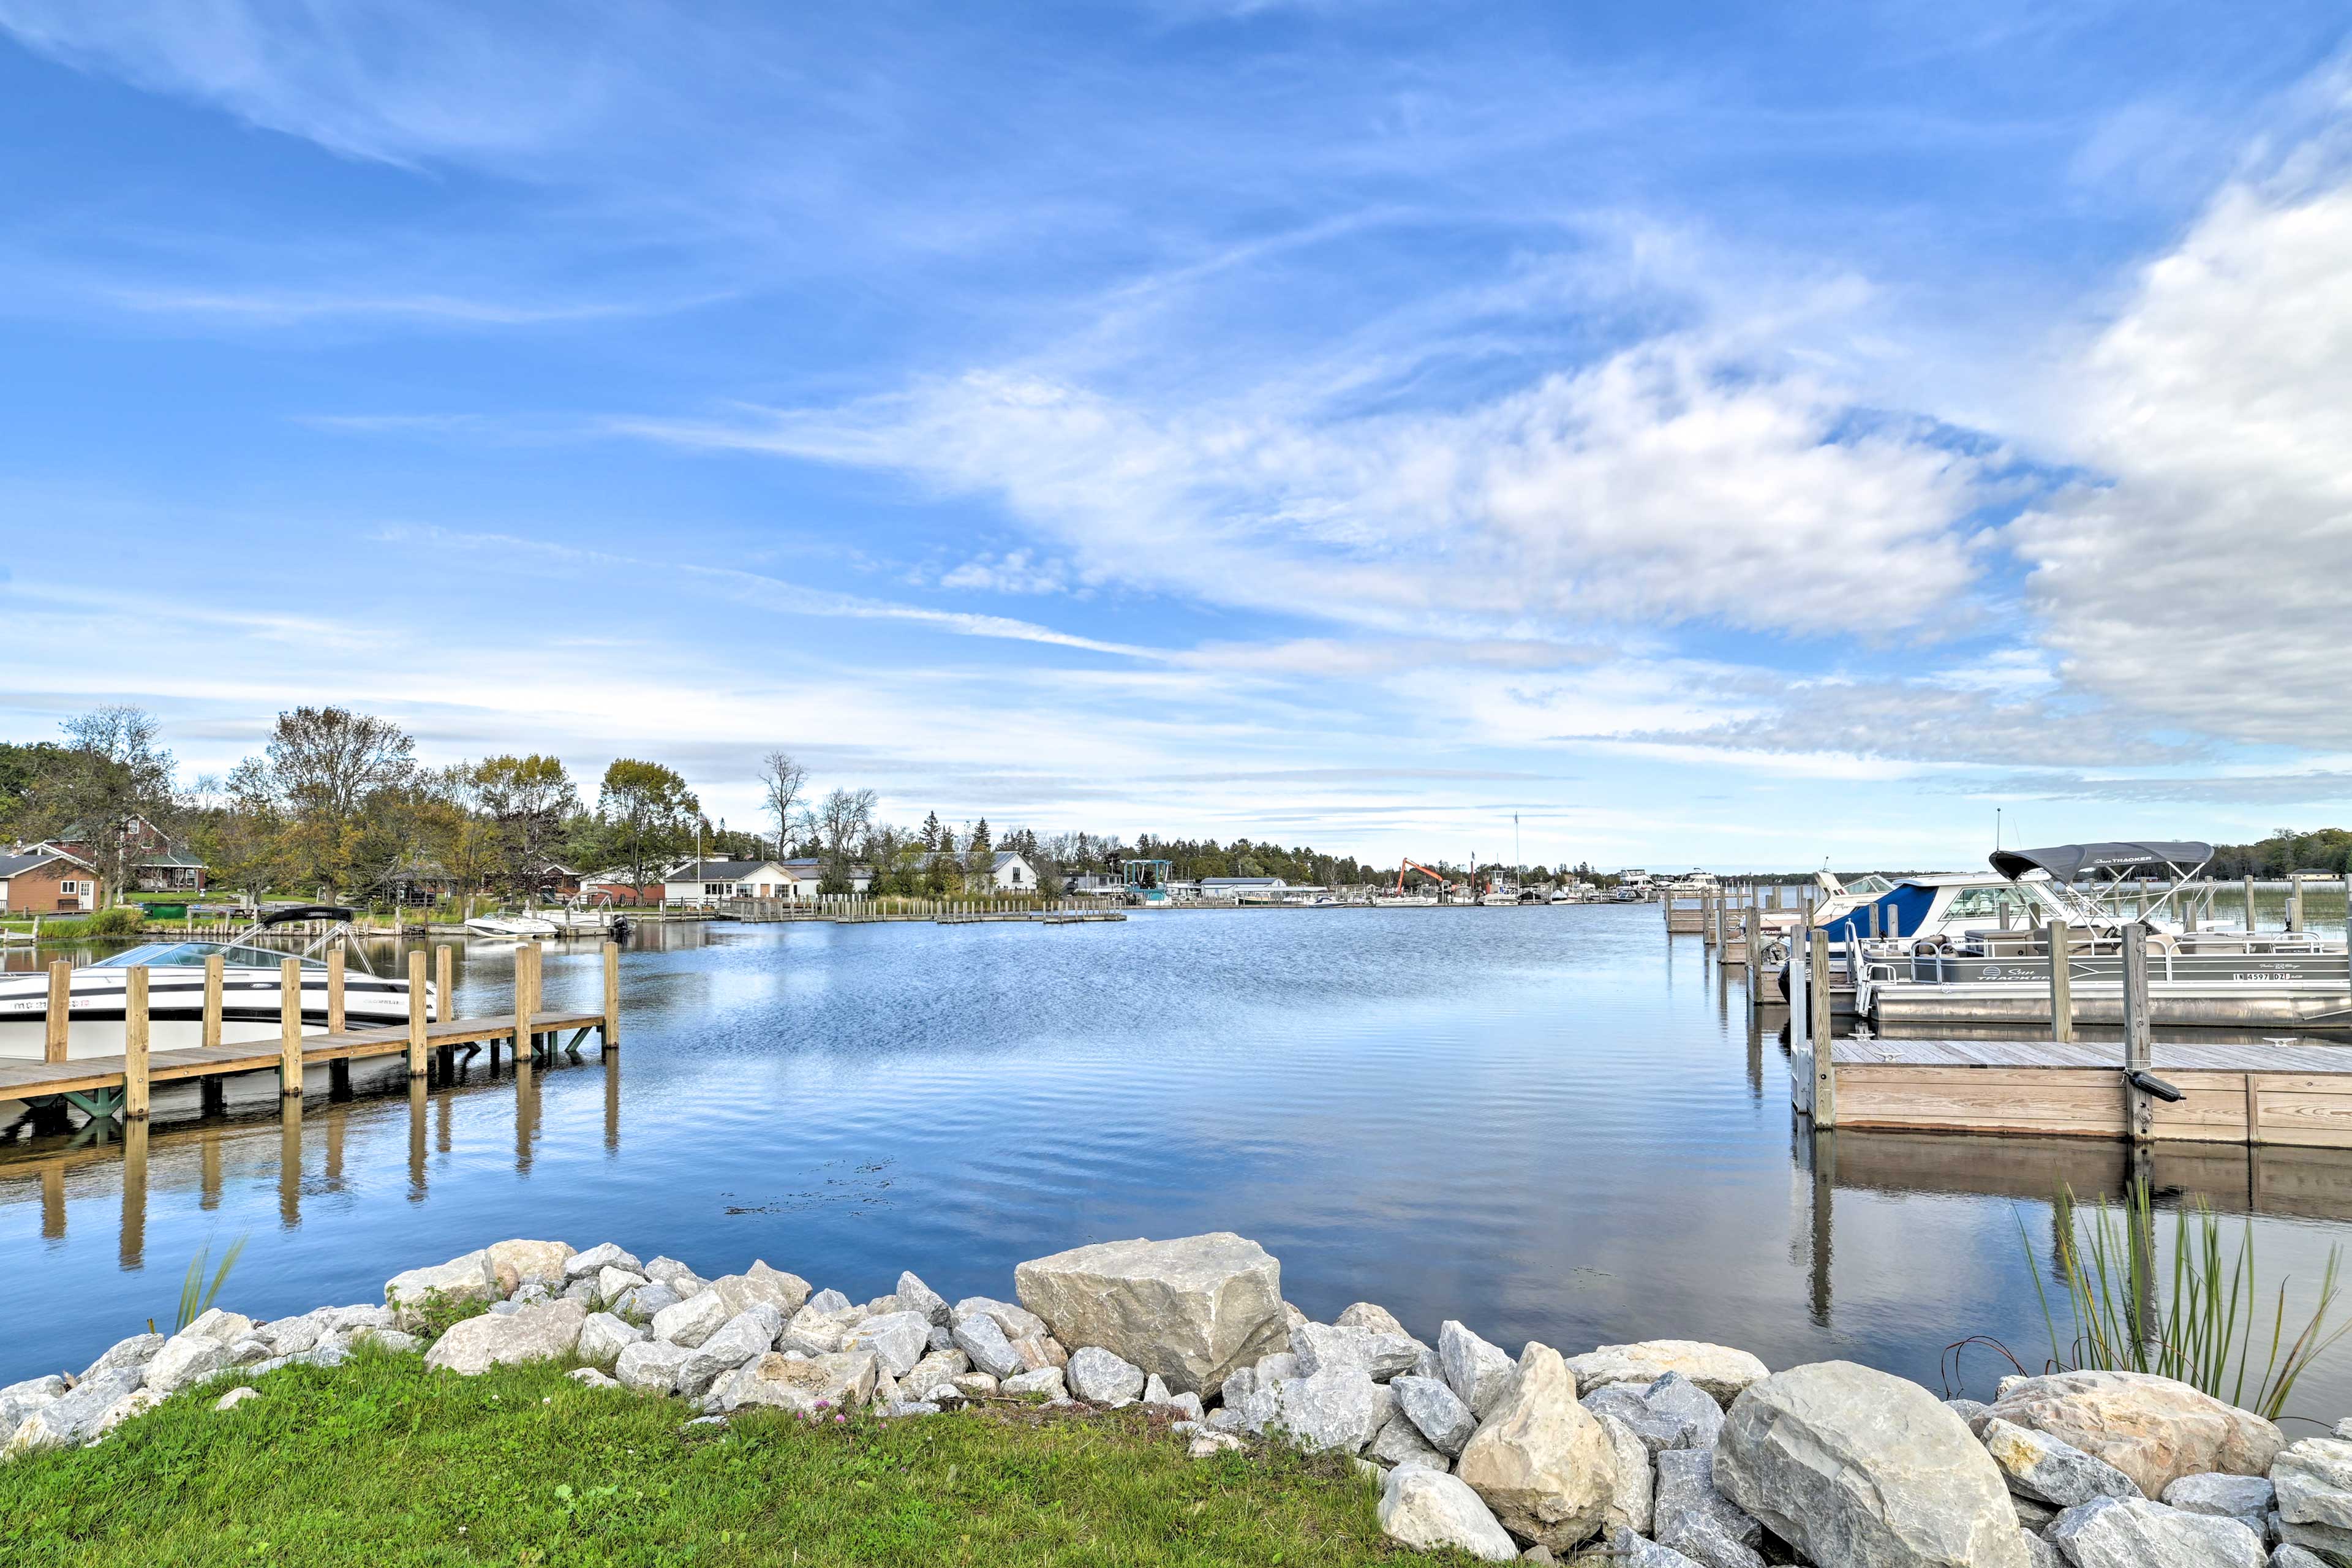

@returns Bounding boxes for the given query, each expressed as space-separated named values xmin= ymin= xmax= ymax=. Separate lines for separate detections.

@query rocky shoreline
xmin=4 ymin=1229 xmax=2347 ymax=1567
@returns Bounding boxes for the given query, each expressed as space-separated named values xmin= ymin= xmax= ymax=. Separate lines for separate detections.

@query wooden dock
xmin=1825 ymin=1038 xmax=2352 ymax=1147
xmin=1789 ymin=921 xmax=2352 ymax=1149
xmin=1 ymin=941 xmax=618 ymax=1124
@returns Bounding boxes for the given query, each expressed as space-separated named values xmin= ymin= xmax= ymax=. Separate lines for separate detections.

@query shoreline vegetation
xmin=9 ymin=1232 xmax=2352 ymax=1567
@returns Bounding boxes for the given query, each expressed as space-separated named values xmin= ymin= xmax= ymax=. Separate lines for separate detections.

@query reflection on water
xmin=7 ymin=907 xmax=2352 ymax=1421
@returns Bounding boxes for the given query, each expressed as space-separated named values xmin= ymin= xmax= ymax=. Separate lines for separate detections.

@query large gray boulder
xmin=1586 ymin=1371 xmax=1725 ymax=1456
xmin=2157 ymin=1471 xmax=2271 ymax=1534
xmin=1 ymin=1369 xmax=146 ymax=1457
xmin=1986 ymin=1371 xmax=2283 ymax=1498
xmin=424 ymin=1300 xmax=587 ymax=1376
xmin=897 ymin=1271 xmax=951 ymax=1325
xmin=1340 ymin=1302 xmax=1409 ymax=1336
xmin=1292 ymin=1321 xmax=1424 ymax=1382
xmin=782 ymin=1300 xmax=858 ymax=1356
xmin=1246 ymin=1368 xmax=1392 ymax=1455
xmin=1980 ymin=1417 xmax=2141 ymax=1507
xmin=1068 ymin=1346 xmax=1147 ymax=1404
xmin=80 ymin=1334 xmax=165 ymax=1382
xmin=484 ymin=1239 xmax=576 ymax=1293
xmin=1566 ymin=1341 xmax=1770 ymax=1409
xmin=677 ymin=1308 xmax=783 ymax=1398
xmin=899 ymin=1349 xmax=970 ymax=1401
xmin=2045 ymin=1496 xmax=2264 ymax=1568
xmin=1441 ymin=1321 xmax=1521 ymax=1420
xmin=843 ymin=1311 xmax=932 ymax=1378
xmin=706 ymin=1351 xmax=878 ymax=1416
xmin=1570 ymin=1526 xmax=1707 ymax=1567
xmin=1378 ymin=1466 xmax=1521 ymax=1561
xmin=564 ymin=1242 xmax=643 ymax=1280
xmin=707 ymin=1262 xmax=812 ymax=1319
xmin=651 ymin=1290 xmax=734 ymax=1349
xmin=1454 ymin=1343 xmax=1615 ymax=1551
xmin=951 ymin=1313 xmax=1028 ymax=1380
xmin=577 ymin=1311 xmax=647 ymax=1367
xmin=1395 ymin=1373 xmax=1479 ymax=1456
xmin=1596 ymin=1410 xmax=1656 ymax=1536
xmin=2274 ymin=1437 xmax=2352 ymax=1529
xmin=955 ymin=1295 xmax=1048 ymax=1341
xmin=1654 ymin=1447 xmax=1765 ymax=1568
xmin=1716 ymin=1360 xmax=2029 ymax=1568
xmin=2275 ymin=1512 xmax=2352 ymax=1559
xmin=1013 ymin=1232 xmax=1286 ymax=1397
xmin=1369 ymin=1411 xmax=1452 ymax=1472
xmin=386 ymin=1250 xmax=499 ymax=1326
xmin=613 ymin=1338 xmax=695 ymax=1395
xmin=143 ymin=1333 xmax=233 ymax=1398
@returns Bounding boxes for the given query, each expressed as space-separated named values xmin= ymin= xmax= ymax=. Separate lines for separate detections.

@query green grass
xmin=0 ymin=1352 xmax=1428 ymax=1567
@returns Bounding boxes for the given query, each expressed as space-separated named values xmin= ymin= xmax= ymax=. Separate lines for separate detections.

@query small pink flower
xmin=834 ymin=1414 xmax=846 ymax=1423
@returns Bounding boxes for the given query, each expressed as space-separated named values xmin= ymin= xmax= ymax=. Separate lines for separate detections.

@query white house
xmin=912 ymin=850 xmax=1038 ymax=892
xmin=660 ymin=858 xmax=872 ymax=905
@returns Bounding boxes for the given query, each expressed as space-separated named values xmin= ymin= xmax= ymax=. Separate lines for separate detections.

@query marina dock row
xmin=0 ymin=942 xmax=618 ymax=1125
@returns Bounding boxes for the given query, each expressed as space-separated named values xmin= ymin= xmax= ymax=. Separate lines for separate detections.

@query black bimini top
xmin=256 ymin=904 xmax=358 ymax=927
xmin=1988 ymin=842 xmax=2214 ymax=883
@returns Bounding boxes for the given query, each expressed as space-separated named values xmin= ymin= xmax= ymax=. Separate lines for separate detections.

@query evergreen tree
xmin=921 ymin=810 xmax=942 ymax=851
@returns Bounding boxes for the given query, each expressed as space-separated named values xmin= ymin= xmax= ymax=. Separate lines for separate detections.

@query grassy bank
xmin=0 ymin=1351 xmax=1423 ymax=1567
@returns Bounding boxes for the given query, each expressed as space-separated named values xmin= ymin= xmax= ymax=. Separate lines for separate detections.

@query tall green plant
xmin=175 ymin=1235 xmax=248 ymax=1333
xmin=2024 ymin=1179 xmax=2351 ymax=1420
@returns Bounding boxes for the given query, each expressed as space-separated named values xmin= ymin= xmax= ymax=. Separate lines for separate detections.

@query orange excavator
xmin=1393 ymin=858 xmax=1449 ymax=895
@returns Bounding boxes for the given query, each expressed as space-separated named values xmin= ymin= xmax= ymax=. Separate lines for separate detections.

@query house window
xmin=1010 ymin=867 xmax=1022 ymax=884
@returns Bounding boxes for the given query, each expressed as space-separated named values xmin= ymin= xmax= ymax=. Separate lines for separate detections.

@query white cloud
xmin=2010 ymin=157 xmax=2352 ymax=746
xmin=628 ymin=334 xmax=1991 ymax=639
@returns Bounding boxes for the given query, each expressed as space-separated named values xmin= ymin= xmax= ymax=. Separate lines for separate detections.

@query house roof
xmin=913 ymin=850 xmax=1031 ymax=870
xmin=1200 ymin=875 xmax=1284 ymax=887
xmin=0 ymin=848 xmax=94 ymax=880
xmin=137 ymin=850 xmax=208 ymax=869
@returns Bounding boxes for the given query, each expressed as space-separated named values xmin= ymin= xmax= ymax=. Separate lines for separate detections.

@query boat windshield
xmin=91 ymin=941 xmax=324 ymax=970
xmin=1844 ymin=874 xmax=1894 ymax=896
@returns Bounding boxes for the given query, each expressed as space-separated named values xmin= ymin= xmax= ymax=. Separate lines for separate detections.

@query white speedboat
xmin=465 ymin=913 xmax=562 ymax=938
xmin=1371 ymin=894 xmax=1439 ymax=907
xmin=0 ymin=905 xmax=430 ymax=1062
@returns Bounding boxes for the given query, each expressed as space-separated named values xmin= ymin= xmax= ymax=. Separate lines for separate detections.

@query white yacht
xmin=0 ymin=906 xmax=429 ymax=1061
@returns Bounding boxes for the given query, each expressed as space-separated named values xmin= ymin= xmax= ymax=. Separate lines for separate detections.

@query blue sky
xmin=1 ymin=1 xmax=2348 ymax=870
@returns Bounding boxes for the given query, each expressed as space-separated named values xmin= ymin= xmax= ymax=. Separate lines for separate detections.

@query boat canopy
xmin=1988 ymin=842 xmax=2212 ymax=883
xmin=256 ymin=904 xmax=358 ymax=927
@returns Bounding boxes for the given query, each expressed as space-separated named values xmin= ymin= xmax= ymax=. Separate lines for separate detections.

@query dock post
xmin=123 ymin=967 xmax=151 ymax=1121
xmin=2290 ymin=874 xmax=2306 ymax=934
xmin=2122 ymin=923 xmax=2154 ymax=1142
xmin=202 ymin=953 xmax=224 ymax=1049
xmin=2048 ymin=920 xmax=2074 ymax=1044
xmin=1809 ymin=928 xmax=1836 ymax=1126
xmin=2245 ymin=875 xmax=2258 ymax=935
xmin=602 ymin=940 xmax=620 ymax=1049
xmin=44 ymin=959 xmax=70 ymax=1065
xmin=407 ymin=951 xmax=428 ymax=1078
xmin=437 ymin=943 xmax=454 ymax=1023
xmin=327 ymin=946 xmax=347 ymax=1034
xmin=279 ymin=957 xmax=303 ymax=1098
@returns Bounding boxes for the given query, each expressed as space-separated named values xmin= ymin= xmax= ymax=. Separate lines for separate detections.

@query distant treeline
xmin=6 ymin=704 xmax=1583 ymax=905
xmin=2206 ymin=828 xmax=2352 ymax=879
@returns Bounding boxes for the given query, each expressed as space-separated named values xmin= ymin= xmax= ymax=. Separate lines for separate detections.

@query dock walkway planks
xmin=1827 ymin=1036 xmax=2352 ymax=1147
xmin=0 ymin=1010 xmax=608 ymax=1103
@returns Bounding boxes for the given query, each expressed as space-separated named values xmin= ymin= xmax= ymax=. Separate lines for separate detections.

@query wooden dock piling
xmin=279 ymin=957 xmax=303 ymax=1097
xmin=45 ymin=960 xmax=69 ymax=1065
xmin=123 ymin=967 xmax=150 ymax=1121
xmin=603 ymin=940 xmax=620 ymax=1047
xmin=202 ymin=953 xmax=225 ymax=1049
xmin=1808 ymin=929 xmax=1836 ymax=1125
xmin=2122 ymin=924 xmax=2155 ymax=1142
xmin=436 ymin=944 xmax=454 ymax=1023
xmin=326 ymin=947 xmax=346 ymax=1035
xmin=2048 ymin=919 xmax=2074 ymax=1044
xmin=407 ymin=951 xmax=428 ymax=1078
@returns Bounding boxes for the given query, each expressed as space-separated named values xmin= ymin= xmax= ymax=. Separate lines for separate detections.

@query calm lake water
xmin=8 ymin=904 xmax=2352 ymax=1425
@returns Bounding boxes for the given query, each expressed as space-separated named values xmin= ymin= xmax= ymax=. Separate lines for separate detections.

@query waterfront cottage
xmin=911 ymin=850 xmax=1038 ymax=892
xmin=659 ymin=858 xmax=872 ymax=905
xmin=0 ymin=847 xmax=99 ymax=913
